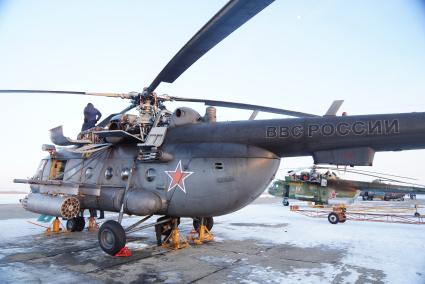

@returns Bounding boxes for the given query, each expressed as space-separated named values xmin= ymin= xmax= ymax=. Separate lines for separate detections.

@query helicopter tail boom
xmin=165 ymin=112 xmax=425 ymax=166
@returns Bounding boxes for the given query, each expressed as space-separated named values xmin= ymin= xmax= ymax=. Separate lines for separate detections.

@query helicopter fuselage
xmin=24 ymin=111 xmax=425 ymax=219
xmin=28 ymin=142 xmax=279 ymax=218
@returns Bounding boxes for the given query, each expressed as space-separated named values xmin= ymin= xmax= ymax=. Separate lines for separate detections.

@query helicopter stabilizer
xmin=324 ymin=100 xmax=344 ymax=116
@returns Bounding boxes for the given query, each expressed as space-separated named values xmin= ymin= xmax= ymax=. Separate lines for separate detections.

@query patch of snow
xmin=339 ymin=267 xmax=361 ymax=283
xmin=0 ymin=218 xmax=45 ymax=241
xmin=0 ymin=262 xmax=99 ymax=283
xmin=214 ymin=201 xmax=425 ymax=283
xmin=229 ymin=263 xmax=341 ymax=284
xmin=126 ymin=241 xmax=149 ymax=250
xmin=0 ymin=194 xmax=27 ymax=204
xmin=259 ymin=191 xmax=275 ymax=198
xmin=198 ymin=255 xmax=235 ymax=267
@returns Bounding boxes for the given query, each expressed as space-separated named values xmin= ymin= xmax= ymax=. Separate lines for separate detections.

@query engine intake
xmin=170 ymin=107 xmax=201 ymax=127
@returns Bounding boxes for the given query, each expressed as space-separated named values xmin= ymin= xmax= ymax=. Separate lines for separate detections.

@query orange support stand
xmin=88 ymin=217 xmax=99 ymax=231
xmin=162 ymin=227 xmax=189 ymax=250
xmin=45 ymin=217 xmax=63 ymax=234
xmin=332 ymin=205 xmax=347 ymax=222
xmin=187 ymin=224 xmax=214 ymax=245
xmin=161 ymin=219 xmax=189 ymax=250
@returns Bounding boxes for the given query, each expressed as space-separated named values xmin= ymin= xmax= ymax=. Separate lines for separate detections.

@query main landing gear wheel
xmin=328 ymin=212 xmax=339 ymax=224
xmin=193 ymin=217 xmax=214 ymax=232
xmin=98 ymin=220 xmax=126 ymax=256
xmin=66 ymin=217 xmax=85 ymax=232
xmin=155 ymin=216 xmax=180 ymax=245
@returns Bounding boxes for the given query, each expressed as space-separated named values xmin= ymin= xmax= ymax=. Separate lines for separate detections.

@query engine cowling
xmin=123 ymin=190 xmax=163 ymax=216
xmin=169 ymin=107 xmax=201 ymax=127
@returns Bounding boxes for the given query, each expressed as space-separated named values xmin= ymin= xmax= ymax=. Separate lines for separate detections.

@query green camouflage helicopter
xmin=268 ymin=167 xmax=425 ymax=206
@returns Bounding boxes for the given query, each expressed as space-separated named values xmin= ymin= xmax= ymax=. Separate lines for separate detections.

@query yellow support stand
xmin=45 ymin=217 xmax=63 ymax=235
xmin=88 ymin=217 xmax=99 ymax=231
xmin=161 ymin=219 xmax=189 ymax=250
xmin=187 ymin=218 xmax=214 ymax=245
xmin=187 ymin=224 xmax=214 ymax=245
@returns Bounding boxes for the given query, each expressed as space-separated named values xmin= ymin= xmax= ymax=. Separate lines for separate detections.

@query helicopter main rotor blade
xmin=168 ymin=96 xmax=319 ymax=118
xmin=147 ymin=0 xmax=275 ymax=93
xmin=0 ymin=90 xmax=137 ymax=99
xmin=314 ymin=166 xmax=418 ymax=181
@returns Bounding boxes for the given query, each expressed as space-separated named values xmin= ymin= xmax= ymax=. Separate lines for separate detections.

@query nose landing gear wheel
xmin=98 ymin=220 xmax=126 ymax=256
xmin=66 ymin=216 xmax=85 ymax=232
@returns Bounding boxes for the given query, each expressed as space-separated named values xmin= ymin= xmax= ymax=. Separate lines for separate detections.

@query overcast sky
xmin=0 ymin=0 xmax=425 ymax=192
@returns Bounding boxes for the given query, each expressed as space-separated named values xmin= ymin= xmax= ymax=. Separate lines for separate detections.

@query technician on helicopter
xmin=81 ymin=103 xmax=102 ymax=131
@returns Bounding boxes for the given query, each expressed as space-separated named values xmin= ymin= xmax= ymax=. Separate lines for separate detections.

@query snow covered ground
xmin=0 ymin=218 xmax=42 ymax=241
xmin=213 ymin=201 xmax=425 ymax=283
xmin=0 ymin=193 xmax=27 ymax=205
xmin=0 ymin=198 xmax=424 ymax=283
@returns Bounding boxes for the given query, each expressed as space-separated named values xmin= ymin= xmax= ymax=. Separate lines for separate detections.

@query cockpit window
xmin=33 ymin=160 xmax=47 ymax=180
xmin=49 ymin=160 xmax=67 ymax=180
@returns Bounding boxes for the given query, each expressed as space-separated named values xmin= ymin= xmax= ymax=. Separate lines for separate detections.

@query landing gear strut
xmin=155 ymin=217 xmax=188 ymax=250
xmin=155 ymin=216 xmax=180 ymax=245
xmin=193 ymin=217 xmax=214 ymax=232
xmin=188 ymin=217 xmax=214 ymax=245
xmin=98 ymin=159 xmax=135 ymax=256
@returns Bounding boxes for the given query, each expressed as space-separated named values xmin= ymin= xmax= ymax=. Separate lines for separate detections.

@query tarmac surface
xmin=0 ymin=231 xmax=350 ymax=284
xmin=0 ymin=197 xmax=424 ymax=283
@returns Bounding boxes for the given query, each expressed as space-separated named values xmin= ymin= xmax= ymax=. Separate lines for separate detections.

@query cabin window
xmin=85 ymin=167 xmax=93 ymax=179
xmin=146 ymin=168 xmax=156 ymax=182
xmin=49 ymin=160 xmax=67 ymax=180
xmin=214 ymin=162 xmax=224 ymax=170
xmin=121 ymin=168 xmax=130 ymax=180
xmin=105 ymin=167 xmax=113 ymax=180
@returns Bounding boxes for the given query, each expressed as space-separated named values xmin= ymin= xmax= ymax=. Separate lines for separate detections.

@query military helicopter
xmin=268 ymin=166 xmax=425 ymax=206
xmin=3 ymin=0 xmax=425 ymax=256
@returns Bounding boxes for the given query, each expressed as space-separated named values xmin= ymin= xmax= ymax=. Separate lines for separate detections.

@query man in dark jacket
xmin=81 ymin=103 xmax=102 ymax=131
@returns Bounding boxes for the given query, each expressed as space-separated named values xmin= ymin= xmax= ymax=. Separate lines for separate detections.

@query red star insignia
xmin=165 ymin=160 xmax=194 ymax=194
